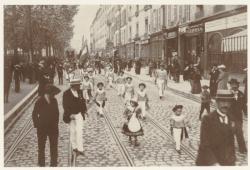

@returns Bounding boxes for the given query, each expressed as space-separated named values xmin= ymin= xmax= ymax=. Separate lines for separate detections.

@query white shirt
xmin=71 ymin=89 xmax=79 ymax=98
xmin=217 ymin=109 xmax=228 ymax=124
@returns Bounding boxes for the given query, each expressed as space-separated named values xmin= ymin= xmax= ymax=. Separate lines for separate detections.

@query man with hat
xmin=216 ymin=65 xmax=229 ymax=90
xmin=62 ymin=78 xmax=87 ymax=156
xmin=32 ymin=84 xmax=61 ymax=166
xmin=155 ymin=64 xmax=168 ymax=99
xmin=199 ymin=85 xmax=211 ymax=120
xmin=196 ymin=90 xmax=236 ymax=166
xmin=13 ymin=64 xmax=21 ymax=93
xmin=229 ymin=78 xmax=247 ymax=153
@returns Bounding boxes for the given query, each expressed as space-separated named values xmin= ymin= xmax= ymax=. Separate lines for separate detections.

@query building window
xmin=136 ymin=22 xmax=139 ymax=35
xmin=145 ymin=18 xmax=148 ymax=34
xmin=213 ymin=5 xmax=226 ymax=13
xmin=129 ymin=26 xmax=132 ymax=40
xmin=195 ymin=5 xmax=204 ymax=19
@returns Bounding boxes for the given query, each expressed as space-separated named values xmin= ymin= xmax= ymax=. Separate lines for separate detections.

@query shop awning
xmin=222 ymin=29 xmax=247 ymax=52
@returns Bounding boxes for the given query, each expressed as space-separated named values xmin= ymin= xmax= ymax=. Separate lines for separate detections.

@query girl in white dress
xmin=81 ymin=75 xmax=93 ymax=103
xmin=124 ymin=77 xmax=134 ymax=106
xmin=94 ymin=82 xmax=107 ymax=117
xmin=116 ymin=71 xmax=126 ymax=96
xmin=136 ymin=83 xmax=149 ymax=119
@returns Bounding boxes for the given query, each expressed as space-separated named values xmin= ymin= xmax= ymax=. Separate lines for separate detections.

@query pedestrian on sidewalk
xmin=199 ymin=85 xmax=211 ymax=120
xmin=228 ymin=78 xmax=247 ymax=154
xmin=136 ymin=83 xmax=149 ymax=120
xmin=32 ymin=84 xmax=61 ymax=167
xmin=209 ymin=65 xmax=219 ymax=98
xmin=63 ymin=79 xmax=87 ymax=156
xmin=216 ymin=65 xmax=229 ymax=90
xmin=116 ymin=71 xmax=126 ymax=97
xmin=170 ymin=105 xmax=190 ymax=154
xmin=82 ymin=75 xmax=93 ymax=103
xmin=122 ymin=99 xmax=144 ymax=146
xmin=13 ymin=64 xmax=21 ymax=93
xmin=38 ymin=64 xmax=50 ymax=96
xmin=155 ymin=64 xmax=168 ymax=99
xmin=57 ymin=64 xmax=64 ymax=85
xmin=196 ymin=90 xmax=236 ymax=166
xmin=191 ymin=65 xmax=202 ymax=94
xmin=88 ymin=70 xmax=95 ymax=90
xmin=124 ymin=77 xmax=135 ymax=106
xmin=94 ymin=82 xmax=107 ymax=117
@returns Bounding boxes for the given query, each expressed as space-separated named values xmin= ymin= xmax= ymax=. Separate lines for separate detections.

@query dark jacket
xmin=62 ymin=88 xmax=87 ymax=123
xmin=196 ymin=111 xmax=236 ymax=166
xmin=231 ymin=90 xmax=245 ymax=122
xmin=32 ymin=96 xmax=59 ymax=132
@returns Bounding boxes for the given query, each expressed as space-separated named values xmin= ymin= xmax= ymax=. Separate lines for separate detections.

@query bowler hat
xmin=44 ymin=84 xmax=61 ymax=95
xmin=172 ymin=105 xmax=183 ymax=112
xmin=202 ymin=85 xmax=209 ymax=89
xmin=97 ymin=82 xmax=104 ymax=87
xmin=70 ymin=78 xmax=82 ymax=85
xmin=217 ymin=64 xmax=226 ymax=69
xmin=215 ymin=90 xmax=234 ymax=100
xmin=139 ymin=83 xmax=146 ymax=88
xmin=228 ymin=78 xmax=240 ymax=85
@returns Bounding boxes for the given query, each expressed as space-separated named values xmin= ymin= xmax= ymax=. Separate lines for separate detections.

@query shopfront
xmin=165 ymin=28 xmax=178 ymax=64
xmin=150 ymin=32 xmax=164 ymax=61
xmin=140 ymin=38 xmax=150 ymax=60
xmin=205 ymin=11 xmax=247 ymax=73
xmin=126 ymin=42 xmax=135 ymax=59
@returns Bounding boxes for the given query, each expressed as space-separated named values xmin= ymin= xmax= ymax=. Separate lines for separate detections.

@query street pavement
xmin=4 ymin=72 xmax=248 ymax=166
xmin=4 ymin=80 xmax=37 ymax=114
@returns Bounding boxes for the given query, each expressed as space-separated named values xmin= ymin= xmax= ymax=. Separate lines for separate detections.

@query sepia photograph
xmin=2 ymin=1 xmax=248 ymax=167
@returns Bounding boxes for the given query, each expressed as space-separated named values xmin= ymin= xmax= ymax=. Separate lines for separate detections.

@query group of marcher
xmin=30 ymin=55 xmax=247 ymax=167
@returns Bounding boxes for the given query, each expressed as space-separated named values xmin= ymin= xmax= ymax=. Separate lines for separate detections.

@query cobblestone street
xmin=4 ymin=74 xmax=248 ymax=166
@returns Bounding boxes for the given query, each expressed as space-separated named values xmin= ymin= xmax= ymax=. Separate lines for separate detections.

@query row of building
xmin=89 ymin=5 xmax=247 ymax=75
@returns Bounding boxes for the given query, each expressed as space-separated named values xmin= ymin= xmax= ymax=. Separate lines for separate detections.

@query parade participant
xmin=228 ymin=78 xmax=247 ymax=153
xmin=107 ymin=67 xmax=115 ymax=88
xmin=199 ymin=85 xmax=211 ymax=120
xmin=48 ymin=64 xmax=55 ymax=84
xmin=63 ymin=79 xmax=87 ymax=156
xmin=57 ymin=64 xmax=64 ymax=85
xmin=82 ymin=75 xmax=93 ymax=103
xmin=155 ymin=64 xmax=167 ymax=99
xmin=124 ymin=77 xmax=135 ymax=105
xmin=68 ymin=67 xmax=75 ymax=81
xmin=209 ymin=65 xmax=219 ymax=97
xmin=191 ymin=65 xmax=202 ymax=94
xmin=116 ymin=71 xmax=126 ymax=96
xmin=94 ymin=82 xmax=107 ymax=117
xmin=88 ymin=70 xmax=95 ymax=88
xmin=196 ymin=90 xmax=236 ymax=166
xmin=170 ymin=105 xmax=190 ymax=154
xmin=122 ymin=99 xmax=143 ymax=146
xmin=136 ymin=83 xmax=149 ymax=119
xmin=32 ymin=84 xmax=61 ymax=167
xmin=217 ymin=65 xmax=229 ymax=90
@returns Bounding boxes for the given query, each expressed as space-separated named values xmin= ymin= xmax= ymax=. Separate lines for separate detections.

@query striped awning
xmin=222 ymin=29 xmax=247 ymax=52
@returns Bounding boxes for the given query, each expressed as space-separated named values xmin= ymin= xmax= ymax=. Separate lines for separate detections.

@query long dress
xmin=122 ymin=106 xmax=144 ymax=137
xmin=192 ymin=71 xmax=202 ymax=94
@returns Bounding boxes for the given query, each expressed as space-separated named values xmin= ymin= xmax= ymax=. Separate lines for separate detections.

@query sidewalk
xmin=4 ymin=80 xmax=38 ymax=114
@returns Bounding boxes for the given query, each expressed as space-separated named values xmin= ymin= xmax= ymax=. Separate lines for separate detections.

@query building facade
xmin=90 ymin=5 xmax=247 ymax=74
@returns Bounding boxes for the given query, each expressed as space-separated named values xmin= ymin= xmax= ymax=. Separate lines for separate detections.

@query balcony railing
xmin=144 ymin=5 xmax=152 ymax=11
xmin=195 ymin=10 xmax=204 ymax=19
xmin=213 ymin=5 xmax=226 ymax=13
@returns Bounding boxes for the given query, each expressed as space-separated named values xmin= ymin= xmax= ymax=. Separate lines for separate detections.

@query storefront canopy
xmin=222 ymin=29 xmax=247 ymax=52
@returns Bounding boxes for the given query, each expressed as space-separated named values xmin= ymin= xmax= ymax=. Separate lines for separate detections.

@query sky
xmin=70 ymin=5 xmax=99 ymax=52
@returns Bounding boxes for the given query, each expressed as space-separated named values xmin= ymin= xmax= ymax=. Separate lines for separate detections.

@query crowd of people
xmin=26 ymin=54 xmax=248 ymax=167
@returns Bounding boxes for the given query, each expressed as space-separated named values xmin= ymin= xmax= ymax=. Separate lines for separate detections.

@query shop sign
xmin=167 ymin=31 xmax=177 ymax=39
xmin=178 ymin=26 xmax=187 ymax=33
xmin=186 ymin=24 xmax=204 ymax=34
xmin=205 ymin=12 xmax=247 ymax=32
xmin=141 ymin=39 xmax=149 ymax=44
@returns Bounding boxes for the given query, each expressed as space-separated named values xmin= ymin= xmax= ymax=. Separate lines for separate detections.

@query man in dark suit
xmin=229 ymin=78 xmax=247 ymax=154
xmin=196 ymin=90 xmax=236 ymax=166
xmin=32 ymin=84 xmax=61 ymax=167
xmin=13 ymin=64 xmax=21 ymax=93
xmin=209 ymin=65 xmax=220 ymax=98
xmin=63 ymin=78 xmax=87 ymax=156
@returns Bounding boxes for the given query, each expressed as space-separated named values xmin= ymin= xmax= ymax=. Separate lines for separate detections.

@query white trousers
xmin=83 ymin=89 xmax=90 ymax=100
xmin=173 ymin=128 xmax=182 ymax=150
xmin=157 ymin=79 xmax=165 ymax=97
xmin=117 ymin=84 xmax=125 ymax=96
xmin=70 ymin=113 xmax=83 ymax=152
xmin=96 ymin=100 xmax=105 ymax=115
xmin=138 ymin=101 xmax=147 ymax=117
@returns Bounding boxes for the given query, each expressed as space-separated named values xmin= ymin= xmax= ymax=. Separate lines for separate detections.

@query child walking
xmin=136 ymin=83 xmax=149 ymax=120
xmin=116 ymin=71 xmax=126 ymax=96
xmin=107 ymin=67 xmax=115 ymax=88
xmin=124 ymin=77 xmax=135 ymax=106
xmin=82 ymin=75 xmax=93 ymax=103
xmin=94 ymin=82 xmax=107 ymax=117
xmin=199 ymin=85 xmax=211 ymax=120
xmin=170 ymin=105 xmax=190 ymax=154
xmin=122 ymin=99 xmax=144 ymax=146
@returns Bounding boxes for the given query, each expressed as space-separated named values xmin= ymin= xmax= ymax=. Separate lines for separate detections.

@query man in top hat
xmin=196 ymin=90 xmax=236 ymax=166
xmin=228 ymin=78 xmax=247 ymax=153
xmin=199 ymin=85 xmax=211 ymax=120
xmin=32 ymin=84 xmax=61 ymax=166
xmin=62 ymin=78 xmax=87 ymax=156
xmin=13 ymin=64 xmax=21 ymax=93
xmin=155 ymin=64 xmax=168 ymax=99
xmin=217 ymin=65 xmax=229 ymax=90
